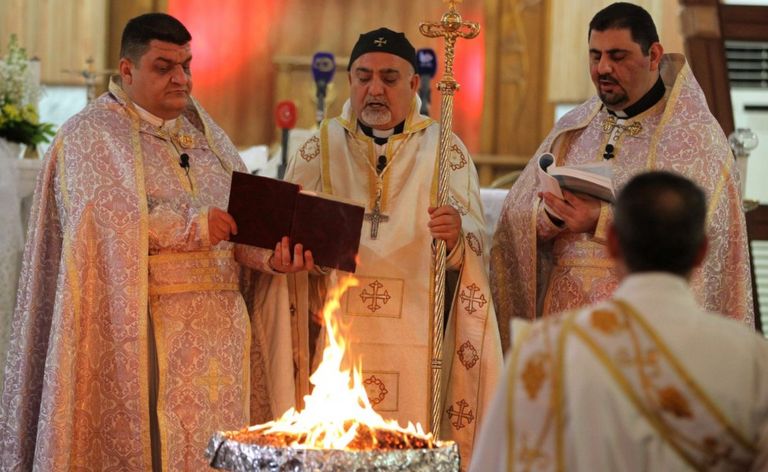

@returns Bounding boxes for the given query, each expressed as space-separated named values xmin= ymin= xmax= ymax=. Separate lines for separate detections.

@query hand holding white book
xmin=537 ymin=152 xmax=615 ymax=220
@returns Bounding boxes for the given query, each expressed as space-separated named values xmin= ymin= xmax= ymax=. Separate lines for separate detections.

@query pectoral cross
xmin=364 ymin=195 xmax=389 ymax=239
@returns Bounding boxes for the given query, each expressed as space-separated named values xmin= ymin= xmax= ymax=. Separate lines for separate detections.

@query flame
xmin=244 ymin=276 xmax=433 ymax=450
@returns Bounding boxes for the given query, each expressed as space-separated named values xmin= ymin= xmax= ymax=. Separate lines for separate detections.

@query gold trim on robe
xmin=507 ymin=299 xmax=759 ymax=471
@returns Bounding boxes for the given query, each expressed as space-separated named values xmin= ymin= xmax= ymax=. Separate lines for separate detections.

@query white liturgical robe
xmin=251 ymin=96 xmax=503 ymax=468
xmin=471 ymin=273 xmax=768 ymax=472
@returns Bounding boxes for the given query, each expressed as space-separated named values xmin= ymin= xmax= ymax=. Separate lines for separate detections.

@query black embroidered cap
xmin=348 ymin=27 xmax=417 ymax=71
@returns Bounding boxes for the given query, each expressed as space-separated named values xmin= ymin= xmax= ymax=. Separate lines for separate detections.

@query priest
xmin=0 ymin=13 xmax=310 ymax=471
xmin=472 ymin=171 xmax=768 ymax=471
xmin=490 ymin=2 xmax=753 ymax=350
xmin=252 ymin=27 xmax=502 ymax=467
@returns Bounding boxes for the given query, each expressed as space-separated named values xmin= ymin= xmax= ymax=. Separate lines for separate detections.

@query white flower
xmin=0 ymin=35 xmax=41 ymax=110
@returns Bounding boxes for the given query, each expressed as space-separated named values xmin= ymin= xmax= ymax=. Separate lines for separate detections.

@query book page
xmin=299 ymin=189 xmax=365 ymax=208
xmin=551 ymin=163 xmax=612 ymax=186
xmin=550 ymin=162 xmax=615 ymax=202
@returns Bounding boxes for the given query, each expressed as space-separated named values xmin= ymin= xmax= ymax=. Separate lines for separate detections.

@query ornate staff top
xmin=419 ymin=0 xmax=480 ymax=95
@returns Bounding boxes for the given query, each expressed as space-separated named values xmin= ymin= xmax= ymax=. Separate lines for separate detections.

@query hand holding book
xmin=208 ymin=206 xmax=239 ymax=246
xmin=268 ymin=236 xmax=315 ymax=273
xmin=537 ymin=152 xmax=615 ymax=202
xmin=227 ymin=172 xmax=365 ymax=273
xmin=540 ymin=189 xmax=603 ymax=233
xmin=537 ymin=153 xmax=612 ymax=233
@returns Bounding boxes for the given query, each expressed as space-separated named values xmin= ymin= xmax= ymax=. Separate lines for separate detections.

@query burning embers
xmin=231 ymin=423 xmax=434 ymax=451
xmin=234 ymin=277 xmax=435 ymax=449
xmin=207 ymin=277 xmax=459 ymax=471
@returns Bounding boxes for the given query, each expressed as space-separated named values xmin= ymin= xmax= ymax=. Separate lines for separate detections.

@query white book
xmin=537 ymin=152 xmax=615 ymax=219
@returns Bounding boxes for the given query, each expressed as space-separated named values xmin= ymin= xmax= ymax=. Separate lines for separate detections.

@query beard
xmin=360 ymin=96 xmax=392 ymax=127
xmin=597 ymin=75 xmax=628 ymax=107
xmin=599 ymin=89 xmax=628 ymax=107
xmin=360 ymin=106 xmax=392 ymax=127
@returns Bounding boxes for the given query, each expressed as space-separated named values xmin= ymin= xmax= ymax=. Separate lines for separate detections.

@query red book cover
xmin=227 ymin=172 xmax=364 ymax=272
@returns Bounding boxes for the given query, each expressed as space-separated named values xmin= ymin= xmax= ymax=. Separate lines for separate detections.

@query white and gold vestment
xmin=252 ymin=97 xmax=502 ymax=467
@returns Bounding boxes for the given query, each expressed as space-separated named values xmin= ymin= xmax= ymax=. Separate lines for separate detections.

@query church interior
xmin=1 ymin=0 xmax=767 ymax=469
xmin=3 ymin=0 xmax=763 ymax=319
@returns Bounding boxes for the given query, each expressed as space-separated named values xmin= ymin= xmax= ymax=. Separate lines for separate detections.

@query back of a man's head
xmin=589 ymin=2 xmax=659 ymax=54
xmin=614 ymin=171 xmax=707 ymax=276
xmin=120 ymin=13 xmax=191 ymax=62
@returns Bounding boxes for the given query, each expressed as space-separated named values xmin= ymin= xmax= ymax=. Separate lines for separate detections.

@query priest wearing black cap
xmin=253 ymin=27 xmax=502 ymax=467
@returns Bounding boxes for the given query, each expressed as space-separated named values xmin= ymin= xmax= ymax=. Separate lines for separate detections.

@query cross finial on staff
xmin=419 ymin=0 xmax=479 ymax=95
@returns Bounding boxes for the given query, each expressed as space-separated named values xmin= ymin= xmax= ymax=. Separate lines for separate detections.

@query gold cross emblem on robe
xmin=194 ymin=358 xmax=234 ymax=404
xmin=601 ymin=115 xmax=643 ymax=138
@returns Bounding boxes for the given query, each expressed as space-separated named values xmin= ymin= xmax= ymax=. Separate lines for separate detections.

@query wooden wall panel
xmin=720 ymin=5 xmax=768 ymax=42
xmin=482 ymin=0 xmax=552 ymax=158
xmin=678 ymin=0 xmax=734 ymax=136
xmin=0 ymin=0 xmax=107 ymax=85
xmin=165 ymin=0 xmax=487 ymax=148
xmin=106 ymin=0 xmax=166 ymax=71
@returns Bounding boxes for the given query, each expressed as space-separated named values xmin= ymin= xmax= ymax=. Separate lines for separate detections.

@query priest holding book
xmin=0 ymin=13 xmax=312 ymax=471
xmin=251 ymin=27 xmax=502 ymax=467
xmin=490 ymin=2 xmax=753 ymax=351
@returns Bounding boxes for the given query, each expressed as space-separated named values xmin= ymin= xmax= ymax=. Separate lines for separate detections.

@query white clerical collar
xmin=372 ymin=127 xmax=394 ymax=139
xmin=133 ymin=103 xmax=178 ymax=130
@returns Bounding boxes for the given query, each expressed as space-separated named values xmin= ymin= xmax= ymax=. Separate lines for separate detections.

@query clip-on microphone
xmin=179 ymin=153 xmax=190 ymax=175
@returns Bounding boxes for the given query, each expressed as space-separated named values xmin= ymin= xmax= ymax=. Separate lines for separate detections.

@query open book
xmin=227 ymin=172 xmax=365 ymax=273
xmin=538 ymin=152 xmax=615 ymax=200
xmin=537 ymin=152 xmax=615 ymax=220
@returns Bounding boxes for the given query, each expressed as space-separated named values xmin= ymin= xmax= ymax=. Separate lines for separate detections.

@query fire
xmin=241 ymin=276 xmax=435 ymax=450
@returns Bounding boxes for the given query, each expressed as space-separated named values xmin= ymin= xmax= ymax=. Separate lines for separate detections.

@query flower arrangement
xmin=0 ymin=35 xmax=55 ymax=146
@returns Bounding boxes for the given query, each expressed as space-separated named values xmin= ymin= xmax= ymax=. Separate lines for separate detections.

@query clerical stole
xmin=277 ymin=97 xmax=502 ymax=467
xmin=507 ymin=300 xmax=757 ymax=471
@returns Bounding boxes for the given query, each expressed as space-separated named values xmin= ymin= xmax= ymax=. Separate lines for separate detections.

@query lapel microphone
xmin=603 ymin=144 xmax=615 ymax=160
xmin=376 ymin=155 xmax=387 ymax=174
xmin=179 ymin=153 xmax=190 ymax=171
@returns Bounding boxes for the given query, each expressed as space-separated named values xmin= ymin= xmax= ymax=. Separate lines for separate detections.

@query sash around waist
xmin=148 ymin=249 xmax=240 ymax=295
xmin=555 ymin=257 xmax=616 ymax=269
xmin=552 ymin=236 xmax=615 ymax=269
